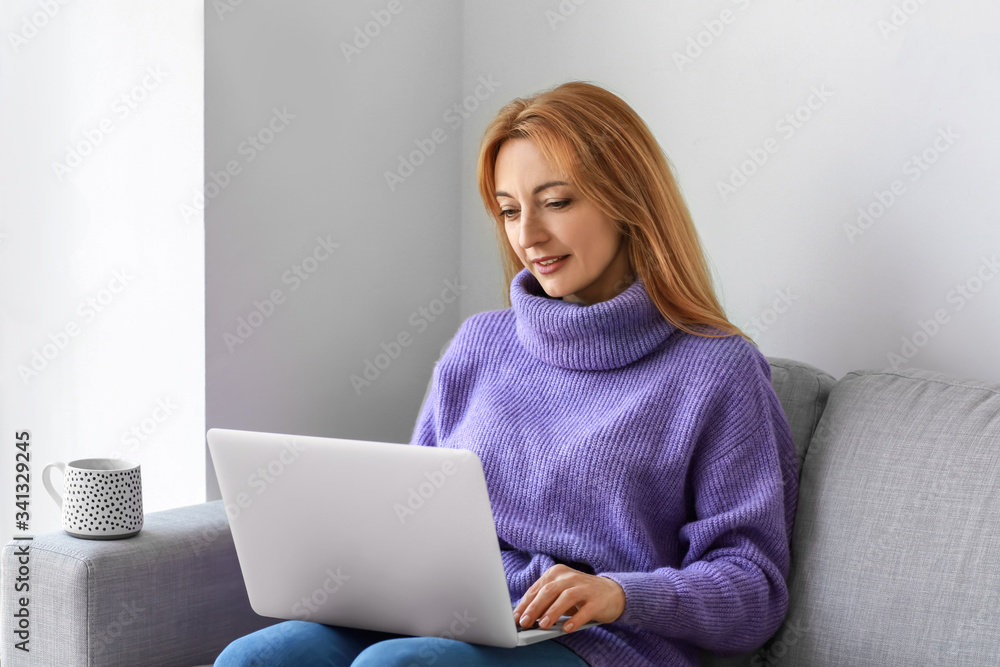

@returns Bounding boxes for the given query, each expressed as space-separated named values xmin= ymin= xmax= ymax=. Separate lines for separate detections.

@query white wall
xmin=0 ymin=0 xmax=204 ymax=535
xmin=204 ymin=1 xmax=464 ymax=499
xmin=459 ymin=1 xmax=1000 ymax=383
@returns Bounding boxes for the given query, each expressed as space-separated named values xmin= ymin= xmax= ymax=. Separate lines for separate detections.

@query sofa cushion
xmin=766 ymin=357 xmax=838 ymax=473
xmin=773 ymin=367 xmax=1000 ymax=665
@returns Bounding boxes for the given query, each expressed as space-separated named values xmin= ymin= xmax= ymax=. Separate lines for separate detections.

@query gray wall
xmin=206 ymin=1 xmax=464 ymax=499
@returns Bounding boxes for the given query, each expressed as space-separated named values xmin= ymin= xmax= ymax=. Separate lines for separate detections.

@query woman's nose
xmin=518 ymin=208 xmax=546 ymax=248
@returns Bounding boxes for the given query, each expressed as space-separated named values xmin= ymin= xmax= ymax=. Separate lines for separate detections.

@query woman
xmin=216 ymin=80 xmax=797 ymax=667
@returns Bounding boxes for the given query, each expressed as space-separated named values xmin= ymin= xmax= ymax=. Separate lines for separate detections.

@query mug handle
xmin=42 ymin=462 xmax=66 ymax=510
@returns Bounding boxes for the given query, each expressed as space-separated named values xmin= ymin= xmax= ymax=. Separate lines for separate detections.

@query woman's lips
xmin=535 ymin=255 xmax=569 ymax=275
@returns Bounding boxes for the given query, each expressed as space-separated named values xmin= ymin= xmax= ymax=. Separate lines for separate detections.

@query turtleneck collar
xmin=510 ymin=267 xmax=677 ymax=370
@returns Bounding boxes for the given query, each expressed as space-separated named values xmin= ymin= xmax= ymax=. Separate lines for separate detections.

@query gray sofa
xmin=3 ymin=356 xmax=1000 ymax=666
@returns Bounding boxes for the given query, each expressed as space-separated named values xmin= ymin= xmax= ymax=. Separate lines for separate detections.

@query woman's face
xmin=494 ymin=138 xmax=632 ymax=306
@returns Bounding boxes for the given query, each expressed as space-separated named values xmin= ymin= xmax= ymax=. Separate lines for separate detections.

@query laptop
xmin=206 ymin=427 xmax=600 ymax=647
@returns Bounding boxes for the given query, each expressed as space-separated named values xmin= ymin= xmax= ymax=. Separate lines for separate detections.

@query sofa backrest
xmin=767 ymin=366 xmax=1000 ymax=665
xmin=765 ymin=357 xmax=838 ymax=472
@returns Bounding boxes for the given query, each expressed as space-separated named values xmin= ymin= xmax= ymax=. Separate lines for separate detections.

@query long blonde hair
xmin=476 ymin=80 xmax=752 ymax=345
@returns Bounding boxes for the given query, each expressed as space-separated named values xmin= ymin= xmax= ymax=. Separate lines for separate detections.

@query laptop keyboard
xmin=516 ymin=618 xmax=564 ymax=632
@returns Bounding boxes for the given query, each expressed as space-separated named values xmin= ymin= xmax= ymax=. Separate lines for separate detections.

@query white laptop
xmin=206 ymin=427 xmax=600 ymax=647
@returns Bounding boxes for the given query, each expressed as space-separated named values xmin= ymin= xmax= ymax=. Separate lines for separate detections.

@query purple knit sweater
xmin=409 ymin=267 xmax=798 ymax=667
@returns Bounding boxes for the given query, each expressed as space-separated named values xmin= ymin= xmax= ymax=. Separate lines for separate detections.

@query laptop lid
xmin=207 ymin=427 xmax=527 ymax=647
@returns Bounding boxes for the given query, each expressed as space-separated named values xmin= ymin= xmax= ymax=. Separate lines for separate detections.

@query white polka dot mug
xmin=41 ymin=458 xmax=144 ymax=540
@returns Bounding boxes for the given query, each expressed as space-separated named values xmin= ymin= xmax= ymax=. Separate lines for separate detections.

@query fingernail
xmin=540 ymin=616 xmax=550 ymax=627
xmin=564 ymin=622 xmax=574 ymax=632
xmin=520 ymin=614 xmax=530 ymax=626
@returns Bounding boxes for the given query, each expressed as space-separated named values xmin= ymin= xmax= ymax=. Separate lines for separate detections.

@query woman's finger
xmin=512 ymin=579 xmax=543 ymax=619
xmin=512 ymin=563 xmax=565 ymax=621
xmin=516 ymin=566 xmax=581 ymax=628
xmin=535 ymin=587 xmax=586 ymax=629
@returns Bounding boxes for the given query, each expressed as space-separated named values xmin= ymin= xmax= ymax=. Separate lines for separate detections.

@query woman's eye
xmin=499 ymin=200 xmax=567 ymax=220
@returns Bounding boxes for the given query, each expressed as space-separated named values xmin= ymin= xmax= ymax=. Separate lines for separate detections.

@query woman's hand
xmin=512 ymin=563 xmax=626 ymax=633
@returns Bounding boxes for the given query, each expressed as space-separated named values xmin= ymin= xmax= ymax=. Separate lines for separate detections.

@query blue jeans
xmin=214 ymin=620 xmax=589 ymax=666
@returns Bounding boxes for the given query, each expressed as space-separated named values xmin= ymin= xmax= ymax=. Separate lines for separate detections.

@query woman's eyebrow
xmin=494 ymin=180 xmax=570 ymax=198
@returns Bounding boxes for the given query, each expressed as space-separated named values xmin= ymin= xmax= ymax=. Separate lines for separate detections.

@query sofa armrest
xmin=1 ymin=500 xmax=276 ymax=667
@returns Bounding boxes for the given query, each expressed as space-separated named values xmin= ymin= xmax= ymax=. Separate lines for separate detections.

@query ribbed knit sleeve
xmin=597 ymin=356 xmax=793 ymax=654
